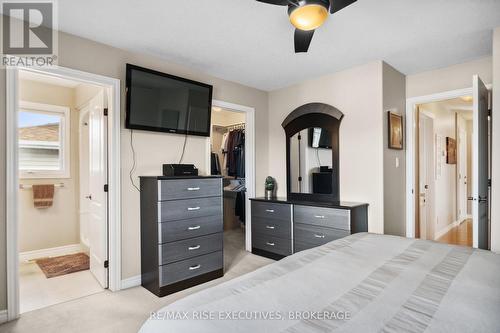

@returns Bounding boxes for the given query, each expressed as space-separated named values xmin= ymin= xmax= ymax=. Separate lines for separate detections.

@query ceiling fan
xmin=256 ymin=0 xmax=357 ymax=53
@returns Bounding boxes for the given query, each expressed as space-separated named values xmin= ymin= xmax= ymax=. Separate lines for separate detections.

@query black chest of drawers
xmin=250 ymin=198 xmax=368 ymax=260
xmin=140 ymin=176 xmax=223 ymax=297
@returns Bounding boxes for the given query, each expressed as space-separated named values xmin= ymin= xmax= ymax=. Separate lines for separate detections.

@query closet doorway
xmin=208 ymin=100 xmax=255 ymax=268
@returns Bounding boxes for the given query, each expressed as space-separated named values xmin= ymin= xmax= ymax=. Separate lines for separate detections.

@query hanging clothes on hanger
xmin=221 ymin=131 xmax=229 ymax=171
xmin=227 ymin=128 xmax=245 ymax=178
xmin=211 ymin=152 xmax=221 ymax=175
xmin=235 ymin=190 xmax=246 ymax=224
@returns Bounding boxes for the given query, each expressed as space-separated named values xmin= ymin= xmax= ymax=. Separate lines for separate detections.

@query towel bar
xmin=19 ymin=183 xmax=65 ymax=190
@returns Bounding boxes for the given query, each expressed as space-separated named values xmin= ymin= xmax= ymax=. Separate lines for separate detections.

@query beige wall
xmin=0 ymin=28 xmax=269 ymax=310
xmin=57 ymin=32 xmax=269 ymax=282
xmin=406 ymin=57 xmax=493 ymax=98
xmin=18 ymin=80 xmax=81 ymax=252
xmin=382 ymin=63 xmax=407 ymax=236
xmin=492 ymin=27 xmax=500 ymax=253
xmin=74 ymin=84 xmax=102 ymax=108
xmin=268 ymin=62 xmax=385 ymax=233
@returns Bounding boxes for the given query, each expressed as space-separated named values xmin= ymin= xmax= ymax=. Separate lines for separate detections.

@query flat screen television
xmin=126 ymin=64 xmax=213 ymax=136
xmin=308 ymin=127 xmax=332 ymax=149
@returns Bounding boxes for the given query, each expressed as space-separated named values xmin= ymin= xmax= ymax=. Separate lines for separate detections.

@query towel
xmin=32 ymin=184 xmax=55 ymax=209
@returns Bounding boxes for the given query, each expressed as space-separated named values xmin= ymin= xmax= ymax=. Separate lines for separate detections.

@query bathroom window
xmin=18 ymin=102 xmax=71 ymax=179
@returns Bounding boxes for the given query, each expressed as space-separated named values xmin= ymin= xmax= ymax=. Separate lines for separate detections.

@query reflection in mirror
xmin=290 ymin=127 xmax=333 ymax=194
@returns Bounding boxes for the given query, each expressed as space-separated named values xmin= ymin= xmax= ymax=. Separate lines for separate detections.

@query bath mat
xmin=36 ymin=253 xmax=90 ymax=278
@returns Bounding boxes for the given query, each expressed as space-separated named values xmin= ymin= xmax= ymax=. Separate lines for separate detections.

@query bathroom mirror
xmin=282 ymin=103 xmax=343 ymax=202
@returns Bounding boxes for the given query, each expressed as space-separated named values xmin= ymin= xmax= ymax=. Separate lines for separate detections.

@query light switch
xmin=395 ymin=157 xmax=400 ymax=168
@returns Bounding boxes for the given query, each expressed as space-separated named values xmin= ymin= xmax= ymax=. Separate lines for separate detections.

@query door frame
xmin=6 ymin=64 xmax=121 ymax=321
xmin=405 ymin=85 xmax=491 ymax=245
xmin=206 ymin=100 xmax=255 ymax=252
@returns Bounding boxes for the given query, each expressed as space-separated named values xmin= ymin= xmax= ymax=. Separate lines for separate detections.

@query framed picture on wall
xmin=446 ymin=137 xmax=457 ymax=164
xmin=388 ymin=111 xmax=403 ymax=150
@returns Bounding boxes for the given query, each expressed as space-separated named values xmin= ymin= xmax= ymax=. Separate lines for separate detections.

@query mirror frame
xmin=282 ymin=103 xmax=343 ymax=203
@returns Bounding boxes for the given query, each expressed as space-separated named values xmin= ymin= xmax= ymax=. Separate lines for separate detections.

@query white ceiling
xmin=420 ymin=97 xmax=473 ymax=120
xmin=56 ymin=0 xmax=500 ymax=91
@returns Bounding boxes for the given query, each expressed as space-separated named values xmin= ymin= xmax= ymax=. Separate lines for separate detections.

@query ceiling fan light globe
xmin=289 ymin=4 xmax=329 ymax=31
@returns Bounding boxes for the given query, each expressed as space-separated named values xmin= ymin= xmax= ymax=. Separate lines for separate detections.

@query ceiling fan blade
xmin=294 ymin=29 xmax=315 ymax=53
xmin=255 ymin=0 xmax=290 ymax=6
xmin=330 ymin=0 xmax=357 ymax=14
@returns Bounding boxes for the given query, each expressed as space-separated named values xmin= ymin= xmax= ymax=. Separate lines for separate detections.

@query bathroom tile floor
xmin=19 ymin=260 xmax=103 ymax=313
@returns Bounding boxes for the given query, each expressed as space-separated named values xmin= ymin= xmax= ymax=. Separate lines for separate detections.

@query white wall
xmin=406 ymin=57 xmax=492 ymax=98
xmin=18 ymin=80 xmax=81 ymax=252
xmin=268 ymin=62 xmax=385 ymax=233
xmin=466 ymin=120 xmax=473 ymax=215
xmin=492 ymin=27 xmax=500 ymax=253
xmin=420 ymin=108 xmax=457 ymax=237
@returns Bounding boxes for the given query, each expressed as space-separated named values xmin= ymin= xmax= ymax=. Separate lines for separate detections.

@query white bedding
xmin=140 ymin=233 xmax=500 ymax=333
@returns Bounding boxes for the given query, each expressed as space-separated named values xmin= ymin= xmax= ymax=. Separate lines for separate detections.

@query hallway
xmin=436 ymin=219 xmax=472 ymax=247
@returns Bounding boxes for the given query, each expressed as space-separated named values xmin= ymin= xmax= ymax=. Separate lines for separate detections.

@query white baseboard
xmin=19 ymin=243 xmax=83 ymax=262
xmin=434 ymin=220 xmax=462 ymax=240
xmin=121 ymin=275 xmax=141 ymax=289
xmin=0 ymin=309 xmax=8 ymax=324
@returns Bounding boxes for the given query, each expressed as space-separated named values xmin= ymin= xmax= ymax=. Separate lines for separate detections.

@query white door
xmin=418 ymin=112 xmax=435 ymax=240
xmin=472 ymin=75 xmax=489 ymax=249
xmin=79 ymin=108 xmax=91 ymax=248
xmin=458 ymin=128 xmax=468 ymax=222
xmin=88 ymin=90 xmax=108 ymax=287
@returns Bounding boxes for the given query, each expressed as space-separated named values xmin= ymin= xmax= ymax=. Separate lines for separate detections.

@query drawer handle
xmin=188 ymin=225 xmax=201 ymax=231
xmin=187 ymin=187 xmax=200 ymax=191
xmin=266 ymin=242 xmax=275 ymax=246
xmin=314 ymin=234 xmax=326 ymax=238
xmin=189 ymin=264 xmax=201 ymax=271
xmin=187 ymin=207 xmax=201 ymax=211
xmin=265 ymin=209 xmax=275 ymax=213
xmin=314 ymin=215 xmax=325 ymax=219
xmin=265 ymin=225 xmax=275 ymax=230
xmin=188 ymin=245 xmax=201 ymax=251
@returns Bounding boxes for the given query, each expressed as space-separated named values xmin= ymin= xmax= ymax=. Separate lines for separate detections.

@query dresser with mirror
xmin=251 ymin=103 xmax=368 ymax=259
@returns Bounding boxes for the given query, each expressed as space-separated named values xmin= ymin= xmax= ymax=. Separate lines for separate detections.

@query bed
xmin=139 ymin=233 xmax=500 ymax=332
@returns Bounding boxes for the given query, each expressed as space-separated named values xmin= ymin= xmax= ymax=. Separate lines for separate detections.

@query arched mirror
xmin=282 ymin=103 xmax=343 ymax=202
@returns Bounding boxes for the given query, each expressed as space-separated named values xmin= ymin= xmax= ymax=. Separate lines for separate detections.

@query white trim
xmin=121 ymin=275 xmax=142 ymax=289
xmin=6 ymin=67 xmax=20 ymax=322
xmin=209 ymin=100 xmax=256 ymax=252
xmin=434 ymin=220 xmax=462 ymax=241
xmin=0 ymin=310 xmax=8 ymax=324
xmin=19 ymin=244 xmax=83 ymax=262
xmin=405 ymin=85 xmax=491 ymax=242
xmin=6 ymin=65 xmax=121 ymax=322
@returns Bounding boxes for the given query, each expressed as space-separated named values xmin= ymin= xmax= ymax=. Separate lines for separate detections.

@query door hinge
xmin=104 ymin=108 xmax=108 ymax=116
xmin=489 ymin=179 xmax=492 ymax=187
xmin=104 ymin=184 xmax=109 ymax=192
xmin=298 ymin=176 xmax=302 ymax=182
xmin=104 ymin=260 xmax=109 ymax=268
xmin=488 ymin=109 xmax=492 ymax=117
xmin=297 ymin=134 xmax=301 ymax=140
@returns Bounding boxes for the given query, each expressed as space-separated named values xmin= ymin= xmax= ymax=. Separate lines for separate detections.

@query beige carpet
xmin=1 ymin=229 xmax=274 ymax=333
xmin=36 ymin=253 xmax=90 ymax=278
